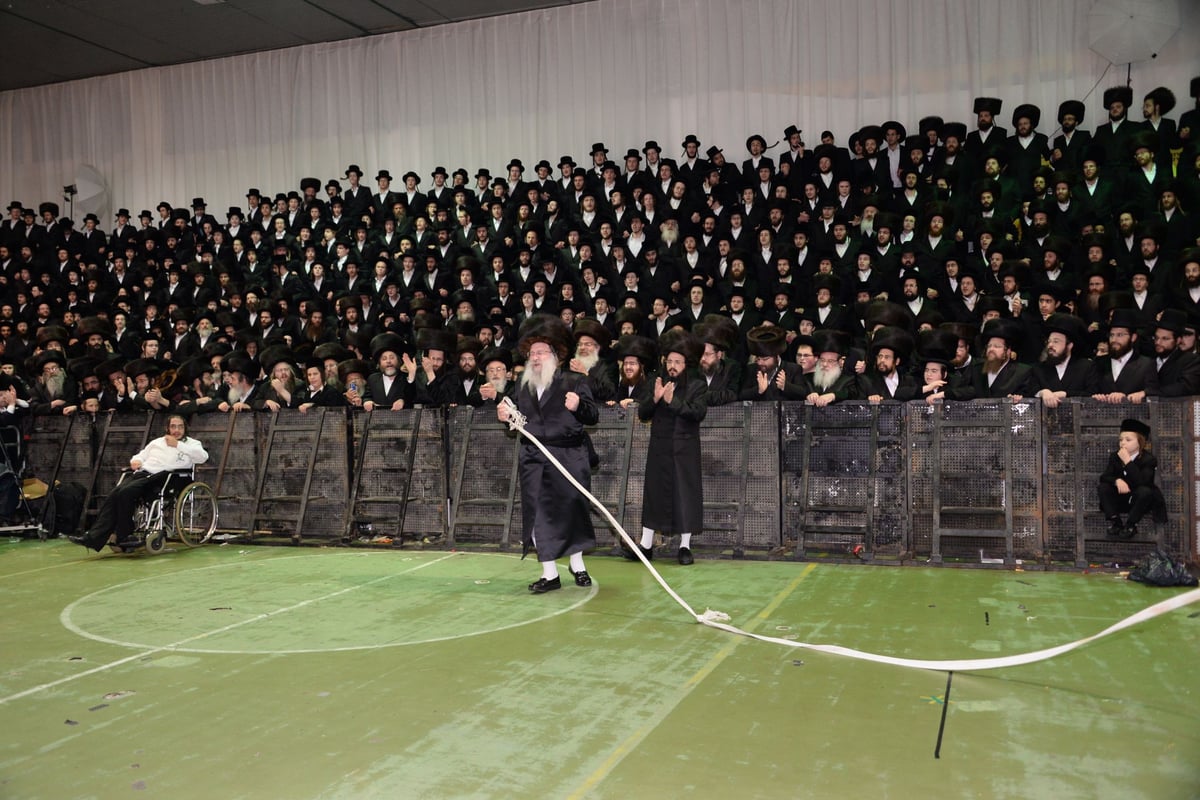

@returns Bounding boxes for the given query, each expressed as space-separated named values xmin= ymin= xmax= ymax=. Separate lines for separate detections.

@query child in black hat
xmin=1098 ymin=418 xmax=1166 ymax=539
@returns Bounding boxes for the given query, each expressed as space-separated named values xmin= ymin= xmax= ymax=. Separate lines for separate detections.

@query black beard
xmin=1108 ymin=341 xmax=1129 ymax=359
xmin=1186 ymin=275 xmax=1200 ymax=288
xmin=1043 ymin=349 xmax=1068 ymax=366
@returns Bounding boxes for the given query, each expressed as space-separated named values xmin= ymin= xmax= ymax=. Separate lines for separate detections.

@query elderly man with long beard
xmin=477 ymin=347 xmax=515 ymax=405
xmin=631 ymin=328 xmax=706 ymax=565
xmin=27 ymin=349 xmax=78 ymax=415
xmin=568 ymin=318 xmax=616 ymax=402
xmin=801 ymin=330 xmax=859 ymax=406
xmin=496 ymin=315 xmax=600 ymax=594
xmin=217 ymin=352 xmax=261 ymax=412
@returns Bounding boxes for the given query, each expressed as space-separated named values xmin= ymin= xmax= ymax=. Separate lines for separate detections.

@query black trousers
xmin=83 ymin=471 xmax=174 ymax=550
xmin=1098 ymin=483 xmax=1160 ymax=526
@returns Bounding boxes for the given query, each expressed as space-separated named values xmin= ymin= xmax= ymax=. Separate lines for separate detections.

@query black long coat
xmin=515 ymin=371 xmax=598 ymax=561
xmin=637 ymin=373 xmax=707 ymax=534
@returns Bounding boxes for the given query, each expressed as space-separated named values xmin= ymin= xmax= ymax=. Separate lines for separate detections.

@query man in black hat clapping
xmin=739 ymin=324 xmax=803 ymax=400
xmin=633 ymin=328 xmax=706 ymax=565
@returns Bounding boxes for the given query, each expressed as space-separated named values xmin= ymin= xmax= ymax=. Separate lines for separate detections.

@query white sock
xmin=679 ymin=533 xmax=692 ymax=549
xmin=568 ymin=552 xmax=586 ymax=573
xmin=541 ymin=561 xmax=559 ymax=580
xmin=640 ymin=527 xmax=656 ymax=548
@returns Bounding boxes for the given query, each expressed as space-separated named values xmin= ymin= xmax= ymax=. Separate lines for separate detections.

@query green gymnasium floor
xmin=1 ymin=540 xmax=1197 ymax=799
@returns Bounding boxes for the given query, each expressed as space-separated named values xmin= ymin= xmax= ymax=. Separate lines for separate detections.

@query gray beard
xmin=490 ymin=377 xmax=508 ymax=394
xmin=44 ymin=373 xmax=65 ymax=400
xmin=519 ymin=360 xmax=558 ymax=394
xmin=575 ymin=351 xmax=599 ymax=372
xmin=813 ymin=366 xmax=841 ymax=392
xmin=227 ymin=383 xmax=246 ymax=403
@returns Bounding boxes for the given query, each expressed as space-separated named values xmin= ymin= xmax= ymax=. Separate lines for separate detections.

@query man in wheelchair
xmin=70 ymin=414 xmax=209 ymax=552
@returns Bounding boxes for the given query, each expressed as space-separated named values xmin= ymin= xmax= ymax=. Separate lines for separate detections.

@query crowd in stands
xmin=1 ymin=78 xmax=1199 ymax=426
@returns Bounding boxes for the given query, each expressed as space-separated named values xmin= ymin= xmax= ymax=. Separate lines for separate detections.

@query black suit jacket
xmin=856 ymin=371 xmax=920 ymax=401
xmin=1090 ymin=353 xmax=1160 ymax=396
xmin=738 ymin=360 xmax=805 ymax=401
xmin=701 ymin=359 xmax=743 ymax=406
xmin=963 ymin=360 xmax=1035 ymax=399
xmin=1051 ymin=129 xmax=1093 ymax=174
xmin=1031 ymin=357 xmax=1095 ymax=397
xmin=1155 ymin=349 xmax=1200 ymax=397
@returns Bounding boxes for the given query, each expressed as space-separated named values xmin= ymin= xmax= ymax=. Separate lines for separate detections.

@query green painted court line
xmin=566 ymin=563 xmax=818 ymax=798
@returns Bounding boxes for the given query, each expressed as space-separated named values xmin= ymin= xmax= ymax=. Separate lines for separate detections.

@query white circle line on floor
xmin=58 ymin=550 xmax=598 ymax=655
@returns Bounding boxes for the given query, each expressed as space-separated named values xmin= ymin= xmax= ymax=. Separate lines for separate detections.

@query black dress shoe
xmin=569 ymin=569 xmax=592 ymax=587
xmin=67 ymin=535 xmax=93 ymax=548
xmin=1107 ymin=518 xmax=1125 ymax=538
xmin=1121 ymin=523 xmax=1139 ymax=540
xmin=622 ymin=543 xmax=653 ymax=562
xmin=528 ymin=576 xmax=562 ymax=594
xmin=677 ymin=546 xmax=694 ymax=566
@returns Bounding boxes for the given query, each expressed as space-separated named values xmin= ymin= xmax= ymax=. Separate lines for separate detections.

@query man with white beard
xmin=801 ymin=330 xmax=859 ymax=406
xmin=364 ymin=333 xmax=412 ymax=412
xmin=497 ymin=315 xmax=599 ymax=593
xmin=568 ymin=318 xmax=615 ymax=403
xmin=27 ymin=350 xmax=78 ymax=415
xmin=477 ymin=347 xmax=514 ymax=405
xmin=217 ymin=352 xmax=260 ymax=412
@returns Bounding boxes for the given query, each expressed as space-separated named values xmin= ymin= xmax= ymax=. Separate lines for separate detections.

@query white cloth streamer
xmin=498 ymin=398 xmax=1200 ymax=673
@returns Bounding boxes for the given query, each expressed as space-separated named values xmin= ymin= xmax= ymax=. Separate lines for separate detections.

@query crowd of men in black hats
xmin=1 ymin=77 xmax=1199 ymax=427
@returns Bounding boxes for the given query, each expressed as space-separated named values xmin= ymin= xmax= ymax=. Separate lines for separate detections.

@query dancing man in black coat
xmin=497 ymin=315 xmax=599 ymax=593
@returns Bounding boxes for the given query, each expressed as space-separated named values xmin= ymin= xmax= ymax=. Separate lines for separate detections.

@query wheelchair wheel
xmin=145 ymin=529 xmax=167 ymax=554
xmin=174 ymin=482 xmax=218 ymax=546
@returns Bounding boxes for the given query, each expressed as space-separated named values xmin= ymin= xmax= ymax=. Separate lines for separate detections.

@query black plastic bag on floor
xmin=1127 ymin=549 xmax=1199 ymax=587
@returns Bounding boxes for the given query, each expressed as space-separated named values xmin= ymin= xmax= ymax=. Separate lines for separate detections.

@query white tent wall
xmin=0 ymin=0 xmax=1195 ymax=219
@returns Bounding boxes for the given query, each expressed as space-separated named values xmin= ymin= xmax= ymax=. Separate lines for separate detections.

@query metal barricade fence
xmin=24 ymin=401 xmax=1198 ymax=563
xmin=781 ymin=402 xmax=907 ymax=560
